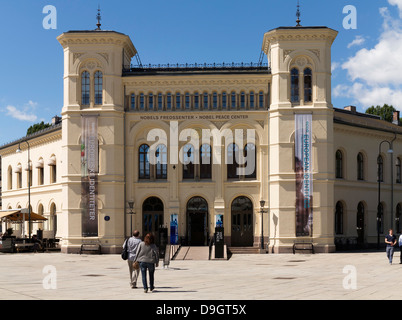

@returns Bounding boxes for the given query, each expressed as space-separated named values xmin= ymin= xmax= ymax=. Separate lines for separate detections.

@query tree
xmin=365 ymin=104 xmax=397 ymax=123
xmin=26 ymin=121 xmax=51 ymax=135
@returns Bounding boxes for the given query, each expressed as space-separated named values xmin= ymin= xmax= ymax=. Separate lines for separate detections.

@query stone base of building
xmin=268 ymin=243 xmax=336 ymax=254
xmin=61 ymin=244 xmax=122 ymax=254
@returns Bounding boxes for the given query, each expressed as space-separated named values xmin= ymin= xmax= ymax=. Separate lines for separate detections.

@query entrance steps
xmin=228 ymin=247 xmax=261 ymax=254
xmin=174 ymin=246 xmax=210 ymax=260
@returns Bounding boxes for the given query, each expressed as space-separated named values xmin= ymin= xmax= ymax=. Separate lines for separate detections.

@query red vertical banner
xmin=81 ymin=115 xmax=99 ymax=237
xmin=295 ymin=114 xmax=313 ymax=237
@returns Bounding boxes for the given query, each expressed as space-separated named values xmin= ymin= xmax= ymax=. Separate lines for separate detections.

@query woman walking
xmin=134 ymin=233 xmax=159 ymax=293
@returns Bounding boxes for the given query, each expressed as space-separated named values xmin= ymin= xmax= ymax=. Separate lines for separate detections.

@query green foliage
xmin=365 ymin=104 xmax=396 ymax=123
xmin=26 ymin=121 xmax=51 ymax=135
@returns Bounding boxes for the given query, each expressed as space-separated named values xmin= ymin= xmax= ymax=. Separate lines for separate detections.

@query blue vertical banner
xmin=295 ymin=114 xmax=313 ymax=237
xmin=170 ymin=214 xmax=178 ymax=245
xmin=215 ymin=214 xmax=223 ymax=228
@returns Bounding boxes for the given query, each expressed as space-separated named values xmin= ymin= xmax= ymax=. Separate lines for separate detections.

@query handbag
xmin=133 ymin=261 xmax=140 ymax=270
xmin=121 ymin=239 xmax=128 ymax=260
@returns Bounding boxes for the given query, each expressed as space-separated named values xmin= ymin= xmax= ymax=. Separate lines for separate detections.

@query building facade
xmin=1 ymin=21 xmax=402 ymax=254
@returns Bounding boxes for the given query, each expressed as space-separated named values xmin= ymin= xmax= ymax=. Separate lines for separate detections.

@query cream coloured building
xmin=1 ymin=20 xmax=401 ymax=254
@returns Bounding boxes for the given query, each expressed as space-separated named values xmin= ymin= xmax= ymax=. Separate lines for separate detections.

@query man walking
xmin=385 ymin=229 xmax=397 ymax=265
xmin=125 ymin=230 xmax=142 ymax=288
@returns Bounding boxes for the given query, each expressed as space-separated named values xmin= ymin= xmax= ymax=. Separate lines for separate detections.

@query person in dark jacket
xmin=134 ymin=233 xmax=159 ymax=293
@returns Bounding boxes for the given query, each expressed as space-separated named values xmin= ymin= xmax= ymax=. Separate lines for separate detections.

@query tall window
xmin=176 ymin=93 xmax=181 ymax=110
xmin=185 ymin=93 xmax=190 ymax=110
xmin=167 ymin=93 xmax=172 ymax=110
xmin=397 ymin=157 xmax=401 ymax=184
xmin=131 ymin=93 xmax=136 ymax=110
xmin=397 ymin=203 xmax=402 ymax=233
xmin=244 ymin=143 xmax=256 ymax=179
xmin=158 ymin=93 xmax=163 ymax=110
xmin=94 ymin=71 xmax=103 ymax=105
xmin=140 ymin=93 xmax=145 ymax=110
xmin=200 ymin=144 xmax=212 ymax=179
xmin=194 ymin=92 xmax=199 ymax=109
xmin=148 ymin=93 xmax=154 ymax=111
xmin=203 ymin=92 xmax=209 ymax=110
xmin=222 ymin=92 xmax=227 ymax=110
xmin=357 ymin=152 xmax=364 ymax=180
xmin=377 ymin=155 xmax=384 ymax=182
xmin=335 ymin=150 xmax=343 ymax=179
xmin=183 ymin=144 xmax=195 ymax=179
xmin=7 ymin=166 xmax=12 ymax=190
xmin=259 ymin=91 xmax=264 ymax=108
xmin=81 ymin=71 xmax=90 ymax=105
xmin=240 ymin=92 xmax=245 ymax=109
xmin=250 ymin=91 xmax=255 ymax=109
xmin=213 ymin=92 xmax=218 ymax=109
xmin=304 ymin=68 xmax=312 ymax=103
xmin=291 ymin=68 xmax=299 ymax=103
xmin=155 ymin=145 xmax=167 ymax=179
xmin=139 ymin=144 xmax=150 ymax=179
xmin=231 ymin=91 xmax=236 ymax=109
xmin=335 ymin=201 xmax=343 ymax=235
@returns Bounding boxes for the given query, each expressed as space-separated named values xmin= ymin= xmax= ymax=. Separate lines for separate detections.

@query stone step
xmin=228 ymin=247 xmax=261 ymax=254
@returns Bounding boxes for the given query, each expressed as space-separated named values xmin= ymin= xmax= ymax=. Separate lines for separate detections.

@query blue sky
xmin=0 ymin=0 xmax=401 ymax=144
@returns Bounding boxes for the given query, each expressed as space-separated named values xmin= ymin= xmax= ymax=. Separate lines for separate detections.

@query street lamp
xmin=127 ymin=200 xmax=135 ymax=236
xmin=16 ymin=140 xmax=31 ymax=241
xmin=377 ymin=136 xmax=396 ymax=249
xmin=259 ymin=200 xmax=266 ymax=251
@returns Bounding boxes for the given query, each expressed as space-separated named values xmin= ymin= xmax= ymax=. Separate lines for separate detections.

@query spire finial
xmin=296 ymin=0 xmax=301 ymax=27
xmin=96 ymin=5 xmax=101 ymax=30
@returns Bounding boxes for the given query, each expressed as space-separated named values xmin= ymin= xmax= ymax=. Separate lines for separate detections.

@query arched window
xmin=143 ymin=197 xmax=164 ymax=244
xmin=158 ymin=93 xmax=163 ymax=110
xmin=130 ymin=93 xmax=136 ymax=110
xmin=377 ymin=155 xmax=384 ymax=182
xmin=304 ymin=68 xmax=312 ymax=103
xmin=213 ymin=92 xmax=218 ymax=109
xmin=183 ymin=144 xmax=195 ymax=180
xmin=335 ymin=150 xmax=343 ymax=179
xmin=244 ymin=143 xmax=256 ymax=179
xmin=231 ymin=91 xmax=236 ymax=109
xmin=176 ymin=93 xmax=181 ymax=110
xmin=240 ymin=92 xmax=245 ymax=109
xmin=227 ymin=143 xmax=240 ymax=179
xmin=167 ymin=93 xmax=172 ymax=110
xmin=203 ymin=92 xmax=209 ymax=110
xmin=155 ymin=144 xmax=167 ymax=180
xmin=148 ymin=93 xmax=154 ymax=111
xmin=81 ymin=71 xmax=90 ymax=105
xmin=357 ymin=153 xmax=364 ymax=180
xmin=194 ymin=92 xmax=199 ymax=109
xmin=94 ymin=71 xmax=103 ymax=105
xmin=259 ymin=91 xmax=264 ymax=108
xmin=249 ymin=91 xmax=255 ymax=109
xmin=335 ymin=201 xmax=343 ymax=235
xmin=37 ymin=158 xmax=44 ymax=185
xmin=139 ymin=144 xmax=150 ymax=179
xmin=200 ymin=144 xmax=212 ymax=179
xmin=291 ymin=68 xmax=299 ymax=103
xmin=396 ymin=157 xmax=401 ymax=184
xmin=185 ymin=93 xmax=190 ymax=110
xmin=222 ymin=92 xmax=227 ymax=110
xmin=140 ymin=93 xmax=145 ymax=110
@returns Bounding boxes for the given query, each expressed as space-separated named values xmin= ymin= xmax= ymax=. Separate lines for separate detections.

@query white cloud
xmin=6 ymin=105 xmax=38 ymax=122
xmin=331 ymin=61 xmax=340 ymax=72
xmin=335 ymin=4 xmax=402 ymax=110
xmin=388 ymin=0 xmax=402 ymax=17
xmin=347 ymin=35 xmax=365 ymax=49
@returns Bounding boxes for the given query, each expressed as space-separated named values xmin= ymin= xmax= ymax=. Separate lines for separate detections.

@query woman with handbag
xmin=133 ymin=233 xmax=159 ymax=293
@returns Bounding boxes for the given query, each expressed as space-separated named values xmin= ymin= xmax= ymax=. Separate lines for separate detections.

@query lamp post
xmin=378 ymin=138 xmax=395 ymax=249
xmin=259 ymin=200 xmax=266 ymax=251
xmin=128 ymin=200 xmax=135 ymax=236
xmin=16 ymin=140 xmax=31 ymax=241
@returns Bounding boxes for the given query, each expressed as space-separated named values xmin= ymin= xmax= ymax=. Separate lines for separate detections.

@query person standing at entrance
xmin=125 ymin=230 xmax=142 ymax=288
xmin=385 ymin=229 xmax=397 ymax=264
xmin=134 ymin=233 xmax=159 ymax=293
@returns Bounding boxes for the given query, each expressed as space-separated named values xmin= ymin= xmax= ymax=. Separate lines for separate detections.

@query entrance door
xmin=142 ymin=197 xmax=164 ymax=244
xmin=231 ymin=196 xmax=253 ymax=247
xmin=357 ymin=202 xmax=365 ymax=245
xmin=187 ymin=197 xmax=208 ymax=246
